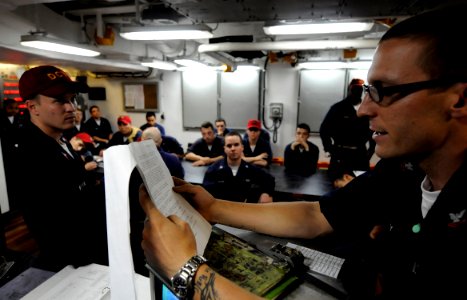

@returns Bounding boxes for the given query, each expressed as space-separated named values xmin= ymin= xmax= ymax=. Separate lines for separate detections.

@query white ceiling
xmin=0 ymin=0 xmax=460 ymax=73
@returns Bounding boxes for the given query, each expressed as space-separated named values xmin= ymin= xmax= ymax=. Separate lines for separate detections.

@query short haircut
xmin=380 ymin=3 xmax=467 ymax=80
xmin=142 ymin=127 xmax=161 ymax=142
xmin=146 ymin=111 xmax=156 ymax=118
xmin=215 ymin=118 xmax=226 ymax=125
xmin=89 ymin=105 xmax=99 ymax=114
xmin=348 ymin=78 xmax=364 ymax=94
xmin=224 ymin=131 xmax=242 ymax=141
xmin=297 ymin=123 xmax=310 ymax=133
xmin=201 ymin=121 xmax=214 ymax=130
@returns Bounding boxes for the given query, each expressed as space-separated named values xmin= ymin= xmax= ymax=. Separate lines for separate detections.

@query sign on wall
xmin=123 ymin=82 xmax=159 ymax=112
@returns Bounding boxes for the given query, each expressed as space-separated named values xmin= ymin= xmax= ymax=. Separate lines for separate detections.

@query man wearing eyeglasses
xmin=13 ymin=66 xmax=108 ymax=272
xmin=139 ymin=4 xmax=467 ymax=300
xmin=319 ymin=78 xmax=376 ymax=180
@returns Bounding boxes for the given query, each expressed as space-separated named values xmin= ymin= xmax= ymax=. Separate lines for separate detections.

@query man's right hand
xmin=192 ymin=160 xmax=207 ymax=166
xmin=172 ymin=177 xmax=217 ymax=223
xmin=139 ymin=185 xmax=197 ymax=279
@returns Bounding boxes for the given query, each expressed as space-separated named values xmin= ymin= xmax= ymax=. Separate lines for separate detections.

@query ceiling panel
xmin=0 ymin=0 xmax=462 ymax=73
xmin=161 ymin=0 xmax=449 ymax=23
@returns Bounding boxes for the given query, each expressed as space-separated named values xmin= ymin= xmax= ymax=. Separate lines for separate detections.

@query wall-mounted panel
xmin=220 ymin=70 xmax=260 ymax=130
xmin=181 ymin=71 xmax=218 ymax=128
xmin=298 ymin=69 xmax=346 ymax=133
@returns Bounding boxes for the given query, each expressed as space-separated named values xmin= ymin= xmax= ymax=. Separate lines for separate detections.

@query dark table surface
xmin=181 ymin=160 xmax=334 ymax=200
xmin=269 ymin=164 xmax=333 ymax=200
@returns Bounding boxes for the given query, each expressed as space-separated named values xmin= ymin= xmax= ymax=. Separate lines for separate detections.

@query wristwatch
xmin=171 ymin=255 xmax=208 ymax=299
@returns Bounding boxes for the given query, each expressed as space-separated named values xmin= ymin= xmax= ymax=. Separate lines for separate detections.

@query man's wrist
xmin=171 ymin=255 xmax=208 ymax=299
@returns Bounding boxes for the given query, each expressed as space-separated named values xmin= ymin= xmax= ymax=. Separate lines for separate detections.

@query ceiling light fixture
xmin=236 ymin=65 xmax=261 ymax=71
xmin=198 ymin=39 xmax=379 ymax=53
xmin=174 ymin=58 xmax=209 ymax=69
xmin=20 ymin=34 xmax=101 ymax=57
xmin=120 ymin=24 xmax=213 ymax=40
xmin=298 ymin=60 xmax=372 ymax=69
xmin=141 ymin=59 xmax=178 ymax=71
xmin=263 ymin=21 xmax=374 ymax=35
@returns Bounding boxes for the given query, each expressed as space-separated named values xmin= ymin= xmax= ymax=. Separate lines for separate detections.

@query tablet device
xmin=146 ymin=263 xmax=178 ymax=300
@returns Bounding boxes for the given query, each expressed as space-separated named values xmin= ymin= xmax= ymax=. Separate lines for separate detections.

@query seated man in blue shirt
xmin=214 ymin=118 xmax=231 ymax=138
xmin=242 ymin=119 xmax=273 ymax=167
xmin=159 ymin=134 xmax=185 ymax=160
xmin=203 ymin=131 xmax=275 ymax=203
xmin=141 ymin=127 xmax=184 ymax=179
xmin=284 ymin=123 xmax=319 ymax=176
xmin=140 ymin=111 xmax=165 ymax=136
xmin=185 ymin=121 xmax=224 ymax=166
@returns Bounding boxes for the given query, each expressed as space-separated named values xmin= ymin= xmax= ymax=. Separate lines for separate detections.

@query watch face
xmin=170 ymin=255 xmax=207 ymax=299
xmin=173 ymin=277 xmax=188 ymax=297
xmin=173 ymin=276 xmax=187 ymax=287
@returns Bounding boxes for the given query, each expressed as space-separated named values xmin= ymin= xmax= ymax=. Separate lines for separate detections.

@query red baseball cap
xmin=247 ymin=119 xmax=261 ymax=130
xmin=74 ymin=132 xmax=93 ymax=144
xmin=117 ymin=115 xmax=132 ymax=125
xmin=19 ymin=65 xmax=85 ymax=100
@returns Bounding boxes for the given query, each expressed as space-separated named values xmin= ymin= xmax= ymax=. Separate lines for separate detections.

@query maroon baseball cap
xmin=19 ymin=65 xmax=83 ymax=100
xmin=117 ymin=115 xmax=132 ymax=125
xmin=247 ymin=119 xmax=261 ymax=130
xmin=349 ymin=78 xmax=364 ymax=86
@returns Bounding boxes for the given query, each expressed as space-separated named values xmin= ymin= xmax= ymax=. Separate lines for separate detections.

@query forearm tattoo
xmin=194 ymin=267 xmax=219 ymax=300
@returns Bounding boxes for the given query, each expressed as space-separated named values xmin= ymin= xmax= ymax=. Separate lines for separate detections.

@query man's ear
xmin=451 ymin=87 xmax=467 ymax=118
xmin=25 ymin=99 xmax=39 ymax=116
xmin=25 ymin=100 xmax=33 ymax=110
xmin=453 ymin=97 xmax=465 ymax=108
xmin=453 ymin=90 xmax=466 ymax=108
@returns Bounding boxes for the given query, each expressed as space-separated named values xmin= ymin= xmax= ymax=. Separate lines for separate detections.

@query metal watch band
xmin=171 ymin=255 xmax=208 ymax=299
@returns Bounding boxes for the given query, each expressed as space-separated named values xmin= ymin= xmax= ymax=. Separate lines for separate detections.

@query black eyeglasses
xmin=363 ymin=79 xmax=460 ymax=106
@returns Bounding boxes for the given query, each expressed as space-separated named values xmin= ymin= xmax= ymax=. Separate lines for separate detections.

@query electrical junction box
xmin=270 ymin=103 xmax=283 ymax=120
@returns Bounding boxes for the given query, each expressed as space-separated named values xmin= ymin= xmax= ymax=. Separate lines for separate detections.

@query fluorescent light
xmin=236 ymin=65 xmax=260 ymax=71
xmin=298 ymin=60 xmax=372 ymax=69
xmin=20 ymin=34 xmax=101 ymax=57
xmin=198 ymin=39 xmax=379 ymax=52
xmin=141 ymin=59 xmax=178 ymax=71
xmin=264 ymin=22 xmax=374 ymax=35
xmin=120 ymin=24 xmax=213 ymax=40
xmin=174 ymin=59 xmax=209 ymax=69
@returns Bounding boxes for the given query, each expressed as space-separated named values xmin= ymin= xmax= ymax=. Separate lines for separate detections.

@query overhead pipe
xmin=198 ymin=39 xmax=379 ymax=53
xmin=96 ymin=12 xmax=104 ymax=38
xmin=203 ymin=51 xmax=237 ymax=69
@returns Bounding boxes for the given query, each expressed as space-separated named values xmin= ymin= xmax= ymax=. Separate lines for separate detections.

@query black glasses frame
xmin=363 ymin=79 xmax=460 ymax=106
